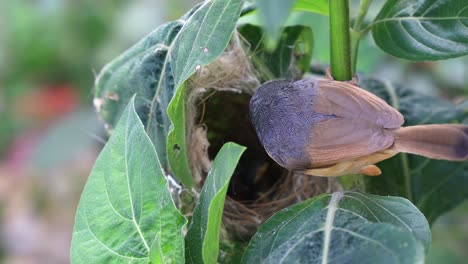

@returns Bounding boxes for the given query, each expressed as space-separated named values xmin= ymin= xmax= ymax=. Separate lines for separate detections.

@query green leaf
xmin=255 ymin=0 xmax=295 ymax=49
xmin=239 ymin=24 xmax=313 ymax=79
xmin=249 ymin=0 xmax=327 ymax=50
xmin=93 ymin=19 xmax=183 ymax=172
xmin=239 ymin=11 xmax=383 ymax=73
xmin=243 ymin=0 xmax=328 ymax=17
xmin=185 ymin=143 xmax=246 ymax=264
xmin=167 ymin=0 xmax=243 ymax=188
xmin=241 ymin=191 xmax=430 ymax=264
xmin=166 ymin=84 xmax=191 ymax=193
xmin=71 ymin=98 xmax=186 ymax=264
xmin=219 ymin=240 xmax=248 ymax=264
xmin=360 ymin=78 xmax=468 ymax=224
xmin=170 ymin=0 xmax=243 ymax=89
xmin=295 ymin=26 xmax=314 ymax=73
xmin=371 ymin=0 xmax=468 ymax=60
xmin=427 ymin=201 xmax=468 ymax=263
xmin=294 ymin=0 xmax=328 ymax=16
xmin=94 ymin=0 xmax=243 ymax=187
xmin=149 ymin=233 xmax=163 ymax=264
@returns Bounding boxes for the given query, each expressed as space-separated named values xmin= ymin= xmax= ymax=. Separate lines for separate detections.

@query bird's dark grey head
xmin=249 ymin=79 xmax=334 ymax=170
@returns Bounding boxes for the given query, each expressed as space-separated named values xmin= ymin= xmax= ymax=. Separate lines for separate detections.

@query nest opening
xmin=185 ymin=33 xmax=340 ymax=241
xmin=199 ymin=91 xmax=286 ymax=202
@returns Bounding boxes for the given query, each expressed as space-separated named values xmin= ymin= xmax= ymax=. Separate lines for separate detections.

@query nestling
xmin=249 ymin=78 xmax=468 ymax=177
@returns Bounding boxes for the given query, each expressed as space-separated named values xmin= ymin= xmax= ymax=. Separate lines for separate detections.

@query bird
xmin=249 ymin=78 xmax=467 ymax=177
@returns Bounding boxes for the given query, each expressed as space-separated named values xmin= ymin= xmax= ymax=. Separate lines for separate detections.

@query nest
xmin=184 ymin=32 xmax=341 ymax=240
xmin=223 ymin=173 xmax=341 ymax=240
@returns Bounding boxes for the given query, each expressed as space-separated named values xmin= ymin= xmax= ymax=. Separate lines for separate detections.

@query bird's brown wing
xmin=306 ymin=80 xmax=404 ymax=167
xmin=315 ymin=80 xmax=404 ymax=128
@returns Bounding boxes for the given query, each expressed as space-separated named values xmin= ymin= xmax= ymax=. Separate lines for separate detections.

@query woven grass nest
xmin=183 ymin=33 xmax=341 ymax=241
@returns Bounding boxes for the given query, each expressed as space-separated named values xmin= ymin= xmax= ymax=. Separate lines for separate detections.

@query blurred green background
xmin=0 ymin=0 xmax=466 ymax=263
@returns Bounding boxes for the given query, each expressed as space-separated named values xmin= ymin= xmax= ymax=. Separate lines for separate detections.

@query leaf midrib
xmin=267 ymin=195 xmax=331 ymax=258
xmin=84 ymin=211 xmax=148 ymax=261
xmin=350 ymin=192 xmax=412 ymax=232
xmin=146 ymin=44 xmax=172 ymax=135
xmin=177 ymin=0 xmax=229 ymax=87
xmin=125 ymin=111 xmax=150 ymax=252
xmin=364 ymin=16 xmax=468 ymax=34
xmin=321 ymin=192 xmax=342 ymax=264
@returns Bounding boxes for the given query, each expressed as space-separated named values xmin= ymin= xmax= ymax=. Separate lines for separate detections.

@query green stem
xmin=353 ymin=0 xmax=373 ymax=32
xmin=350 ymin=0 xmax=373 ymax=73
xmin=350 ymin=31 xmax=361 ymax=74
xmin=380 ymin=79 xmax=399 ymax=110
xmin=329 ymin=0 xmax=352 ymax=81
xmin=381 ymin=79 xmax=413 ymax=201
xmin=401 ymin=153 xmax=413 ymax=201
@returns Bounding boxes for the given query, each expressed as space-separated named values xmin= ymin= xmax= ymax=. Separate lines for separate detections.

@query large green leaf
xmin=185 ymin=143 xmax=246 ymax=264
xmin=170 ymin=0 xmax=243 ymax=89
xmin=241 ymin=191 xmax=430 ymax=264
xmin=93 ymin=19 xmax=183 ymax=172
xmin=71 ymin=98 xmax=186 ymax=263
xmin=242 ymin=0 xmax=328 ymax=16
xmin=360 ymin=78 xmax=468 ymax=224
xmin=294 ymin=0 xmax=328 ymax=15
xmin=371 ymin=0 xmax=468 ymax=60
xmin=166 ymin=0 xmax=243 ymax=188
xmin=94 ymin=0 xmax=243 ymax=187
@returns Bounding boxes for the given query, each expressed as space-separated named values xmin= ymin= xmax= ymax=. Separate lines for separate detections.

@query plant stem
xmin=401 ymin=153 xmax=413 ymax=201
xmin=381 ymin=79 xmax=413 ymax=201
xmin=350 ymin=0 xmax=373 ymax=73
xmin=350 ymin=31 xmax=361 ymax=74
xmin=329 ymin=0 xmax=352 ymax=81
xmin=353 ymin=0 xmax=373 ymax=32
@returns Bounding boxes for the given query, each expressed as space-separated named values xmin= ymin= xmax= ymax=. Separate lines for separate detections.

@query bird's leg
xmin=303 ymin=150 xmax=398 ymax=177
xmin=359 ymin=165 xmax=382 ymax=176
xmin=325 ymin=67 xmax=359 ymax=85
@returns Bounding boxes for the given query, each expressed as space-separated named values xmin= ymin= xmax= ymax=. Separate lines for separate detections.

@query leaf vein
xmin=83 ymin=201 xmax=148 ymax=260
xmin=350 ymin=192 xmax=412 ymax=233
xmin=177 ymin=0 xmax=214 ymax=85
xmin=416 ymin=163 xmax=466 ymax=209
xmin=337 ymin=208 xmax=369 ymax=221
xmin=398 ymin=20 xmax=445 ymax=53
xmin=277 ymin=228 xmax=324 ymax=264
xmin=267 ymin=194 xmax=331 ymax=257
xmin=333 ymin=227 xmax=400 ymax=263
xmin=342 ymin=194 xmax=381 ymax=222
xmin=125 ymin=113 xmax=150 ymax=252
xmin=103 ymin=182 xmax=133 ymax=221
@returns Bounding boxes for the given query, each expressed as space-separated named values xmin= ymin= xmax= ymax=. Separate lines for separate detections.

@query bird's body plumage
xmin=249 ymin=78 xmax=467 ymax=177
